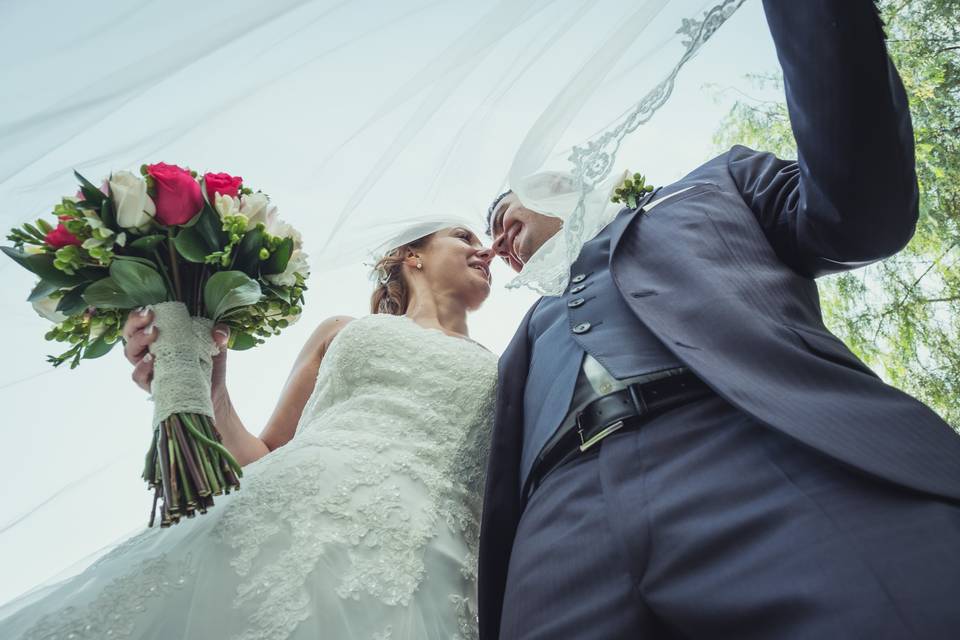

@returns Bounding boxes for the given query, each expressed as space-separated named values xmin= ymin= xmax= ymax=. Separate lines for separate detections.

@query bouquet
xmin=3 ymin=163 xmax=309 ymax=527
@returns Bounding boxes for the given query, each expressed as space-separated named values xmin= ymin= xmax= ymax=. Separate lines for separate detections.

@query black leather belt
xmin=523 ymin=371 xmax=712 ymax=503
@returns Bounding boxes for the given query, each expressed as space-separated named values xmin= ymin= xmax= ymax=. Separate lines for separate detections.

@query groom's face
xmin=489 ymin=193 xmax=563 ymax=273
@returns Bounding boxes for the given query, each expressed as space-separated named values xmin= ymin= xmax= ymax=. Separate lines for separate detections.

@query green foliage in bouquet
xmin=4 ymin=166 xmax=307 ymax=367
xmin=4 ymin=163 xmax=310 ymax=526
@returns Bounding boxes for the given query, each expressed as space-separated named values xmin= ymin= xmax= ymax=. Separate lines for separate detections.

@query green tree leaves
xmin=713 ymin=0 xmax=960 ymax=427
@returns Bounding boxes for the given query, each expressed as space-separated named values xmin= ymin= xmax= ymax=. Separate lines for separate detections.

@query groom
xmin=480 ymin=1 xmax=960 ymax=638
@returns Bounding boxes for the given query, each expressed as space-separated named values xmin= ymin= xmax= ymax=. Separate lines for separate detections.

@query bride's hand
xmin=121 ymin=308 xmax=230 ymax=395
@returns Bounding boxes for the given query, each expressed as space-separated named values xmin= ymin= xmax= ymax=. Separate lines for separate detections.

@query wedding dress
xmin=0 ymin=313 xmax=498 ymax=640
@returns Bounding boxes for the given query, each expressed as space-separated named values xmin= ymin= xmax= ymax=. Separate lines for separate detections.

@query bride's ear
xmin=404 ymin=251 xmax=423 ymax=271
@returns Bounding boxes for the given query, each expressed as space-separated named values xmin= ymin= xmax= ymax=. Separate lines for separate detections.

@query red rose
xmin=147 ymin=162 xmax=203 ymax=226
xmin=45 ymin=223 xmax=82 ymax=248
xmin=203 ymin=172 xmax=243 ymax=203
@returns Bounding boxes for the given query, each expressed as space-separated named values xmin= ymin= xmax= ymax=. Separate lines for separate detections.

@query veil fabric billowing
xmin=0 ymin=0 xmax=747 ymax=607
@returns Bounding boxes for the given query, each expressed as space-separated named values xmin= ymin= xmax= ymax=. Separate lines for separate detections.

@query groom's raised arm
xmin=727 ymin=0 xmax=918 ymax=278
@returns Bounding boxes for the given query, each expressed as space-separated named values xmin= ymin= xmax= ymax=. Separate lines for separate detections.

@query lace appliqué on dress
xmin=23 ymin=553 xmax=195 ymax=640
xmin=15 ymin=314 xmax=495 ymax=640
xmin=211 ymin=314 xmax=496 ymax=640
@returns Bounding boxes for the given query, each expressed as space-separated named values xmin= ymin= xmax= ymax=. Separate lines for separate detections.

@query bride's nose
xmin=475 ymin=247 xmax=494 ymax=265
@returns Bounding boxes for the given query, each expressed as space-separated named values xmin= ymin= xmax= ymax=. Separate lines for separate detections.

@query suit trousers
xmin=499 ymin=396 xmax=960 ymax=639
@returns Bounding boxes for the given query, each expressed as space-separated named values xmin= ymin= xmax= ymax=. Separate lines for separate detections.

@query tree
xmin=713 ymin=0 xmax=960 ymax=427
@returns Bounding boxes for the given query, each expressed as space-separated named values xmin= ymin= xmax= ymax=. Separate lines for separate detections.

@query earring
xmin=416 ymin=260 xmax=423 ymax=270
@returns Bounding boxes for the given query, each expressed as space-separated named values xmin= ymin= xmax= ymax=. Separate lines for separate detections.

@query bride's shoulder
xmin=298 ymin=315 xmax=356 ymax=359
xmin=317 ymin=315 xmax=356 ymax=339
xmin=308 ymin=314 xmax=393 ymax=350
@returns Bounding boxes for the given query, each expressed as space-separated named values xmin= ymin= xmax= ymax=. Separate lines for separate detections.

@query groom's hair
xmin=485 ymin=190 xmax=512 ymax=237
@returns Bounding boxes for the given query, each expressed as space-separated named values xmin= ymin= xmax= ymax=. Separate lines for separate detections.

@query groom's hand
xmin=121 ymin=308 xmax=230 ymax=395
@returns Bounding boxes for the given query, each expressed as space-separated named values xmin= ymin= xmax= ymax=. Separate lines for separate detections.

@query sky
xmin=0 ymin=0 xmax=782 ymax=606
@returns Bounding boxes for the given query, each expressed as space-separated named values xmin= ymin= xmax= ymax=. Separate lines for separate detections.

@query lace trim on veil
xmin=506 ymin=0 xmax=747 ymax=296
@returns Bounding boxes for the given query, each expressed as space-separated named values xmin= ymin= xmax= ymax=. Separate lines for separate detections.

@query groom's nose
xmin=491 ymin=232 xmax=510 ymax=259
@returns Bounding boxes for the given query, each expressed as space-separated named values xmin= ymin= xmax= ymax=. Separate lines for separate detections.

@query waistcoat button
xmin=570 ymin=284 xmax=586 ymax=294
xmin=568 ymin=298 xmax=585 ymax=308
xmin=571 ymin=274 xmax=587 ymax=284
xmin=572 ymin=322 xmax=592 ymax=334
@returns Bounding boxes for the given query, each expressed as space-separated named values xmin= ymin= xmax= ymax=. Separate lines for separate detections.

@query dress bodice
xmin=296 ymin=313 xmax=499 ymax=509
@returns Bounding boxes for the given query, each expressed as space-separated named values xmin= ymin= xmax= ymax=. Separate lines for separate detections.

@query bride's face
xmin=415 ymin=227 xmax=494 ymax=310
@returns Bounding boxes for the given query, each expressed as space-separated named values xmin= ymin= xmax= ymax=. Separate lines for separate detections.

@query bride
xmin=0 ymin=225 xmax=498 ymax=640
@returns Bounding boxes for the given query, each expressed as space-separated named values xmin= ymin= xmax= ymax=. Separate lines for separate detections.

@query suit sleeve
xmin=727 ymin=0 xmax=919 ymax=279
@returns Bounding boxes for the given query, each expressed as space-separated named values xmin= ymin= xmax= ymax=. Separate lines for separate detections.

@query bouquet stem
xmin=144 ymin=412 xmax=241 ymax=527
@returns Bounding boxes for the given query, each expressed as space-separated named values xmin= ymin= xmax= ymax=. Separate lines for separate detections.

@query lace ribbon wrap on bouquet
xmin=142 ymin=302 xmax=242 ymax=528
xmin=148 ymin=302 xmax=220 ymax=428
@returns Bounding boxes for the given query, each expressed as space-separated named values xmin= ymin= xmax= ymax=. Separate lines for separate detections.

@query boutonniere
xmin=611 ymin=172 xmax=655 ymax=209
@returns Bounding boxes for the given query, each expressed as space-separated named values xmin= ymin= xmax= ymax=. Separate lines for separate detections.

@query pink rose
xmin=203 ymin=172 xmax=243 ymax=203
xmin=147 ymin=162 xmax=203 ymax=226
xmin=45 ymin=223 xmax=81 ymax=248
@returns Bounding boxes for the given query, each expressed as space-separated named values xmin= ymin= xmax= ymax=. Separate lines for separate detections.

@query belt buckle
xmin=577 ymin=414 xmax=625 ymax=453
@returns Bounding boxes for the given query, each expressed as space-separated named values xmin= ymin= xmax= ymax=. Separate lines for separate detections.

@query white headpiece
xmin=367 ymin=215 xmax=480 ymax=284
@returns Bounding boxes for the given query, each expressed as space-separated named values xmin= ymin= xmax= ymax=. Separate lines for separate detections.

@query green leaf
xmin=100 ymin=198 xmax=116 ymax=230
xmin=75 ymin=198 xmax=101 ymax=210
xmin=261 ymin=283 xmax=292 ymax=304
xmin=110 ymin=259 xmax=169 ymax=305
xmin=194 ymin=203 xmax=227 ymax=247
xmin=82 ymin=335 xmax=117 ymax=360
xmin=180 ymin=208 xmax=204 ymax=228
xmin=174 ymin=226 xmax=212 ymax=263
xmin=22 ymin=223 xmax=48 ymax=243
xmin=231 ymin=228 xmax=263 ymax=276
xmin=83 ymin=277 xmax=136 ymax=309
xmin=74 ymin=171 xmax=105 ymax=205
xmin=112 ymin=254 xmax=158 ymax=268
xmin=203 ymin=270 xmax=262 ymax=321
xmin=78 ymin=266 xmax=108 ymax=281
xmin=27 ymin=279 xmax=61 ymax=302
xmin=56 ymin=284 xmax=92 ymax=315
xmin=1 ymin=246 xmax=86 ymax=287
xmin=129 ymin=234 xmax=165 ymax=251
xmin=229 ymin=332 xmax=258 ymax=351
xmin=262 ymin=236 xmax=293 ymax=275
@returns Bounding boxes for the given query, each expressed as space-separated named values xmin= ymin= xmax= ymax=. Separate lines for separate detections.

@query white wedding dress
xmin=0 ymin=313 xmax=498 ymax=640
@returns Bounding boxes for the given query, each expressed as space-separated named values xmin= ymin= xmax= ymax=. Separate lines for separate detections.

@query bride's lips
xmin=469 ymin=262 xmax=491 ymax=283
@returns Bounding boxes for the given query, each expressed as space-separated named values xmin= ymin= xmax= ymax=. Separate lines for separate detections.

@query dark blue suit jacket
xmin=478 ymin=2 xmax=960 ymax=638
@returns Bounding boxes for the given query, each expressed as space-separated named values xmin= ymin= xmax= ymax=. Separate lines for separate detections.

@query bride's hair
xmin=370 ymin=234 xmax=432 ymax=315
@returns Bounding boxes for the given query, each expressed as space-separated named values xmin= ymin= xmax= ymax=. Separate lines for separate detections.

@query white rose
xmin=214 ymin=192 xmax=241 ymax=219
xmin=109 ymin=171 xmax=155 ymax=229
xmin=31 ymin=292 xmax=67 ymax=324
xmin=240 ymin=193 xmax=273 ymax=230
xmin=267 ymin=218 xmax=303 ymax=250
xmin=265 ymin=249 xmax=310 ymax=287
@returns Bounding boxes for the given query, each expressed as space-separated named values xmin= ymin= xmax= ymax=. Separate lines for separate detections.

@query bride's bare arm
xmin=123 ymin=310 xmax=354 ymax=466
xmin=240 ymin=315 xmax=354 ymax=454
